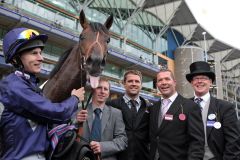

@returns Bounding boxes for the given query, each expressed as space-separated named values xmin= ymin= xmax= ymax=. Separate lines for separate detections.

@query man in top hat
xmin=186 ymin=61 xmax=240 ymax=160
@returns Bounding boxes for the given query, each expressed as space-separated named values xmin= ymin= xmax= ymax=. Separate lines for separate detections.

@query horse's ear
xmin=104 ymin=14 xmax=113 ymax=30
xmin=79 ymin=10 xmax=89 ymax=29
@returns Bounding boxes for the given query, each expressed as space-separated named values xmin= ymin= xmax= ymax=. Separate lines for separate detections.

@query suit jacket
xmin=106 ymin=96 xmax=150 ymax=160
xmin=200 ymin=96 xmax=240 ymax=160
xmin=149 ymin=94 xmax=205 ymax=160
xmin=82 ymin=103 xmax=128 ymax=160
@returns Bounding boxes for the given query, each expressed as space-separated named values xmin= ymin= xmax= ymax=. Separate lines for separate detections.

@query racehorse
xmin=43 ymin=10 xmax=113 ymax=102
xmin=43 ymin=10 xmax=113 ymax=160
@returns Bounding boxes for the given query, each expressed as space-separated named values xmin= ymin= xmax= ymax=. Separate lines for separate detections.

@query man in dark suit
xmin=77 ymin=78 xmax=127 ymax=160
xmin=106 ymin=70 xmax=150 ymax=160
xmin=186 ymin=61 xmax=240 ymax=160
xmin=150 ymin=69 xmax=204 ymax=160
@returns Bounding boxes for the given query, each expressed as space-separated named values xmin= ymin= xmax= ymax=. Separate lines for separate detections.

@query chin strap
xmin=11 ymin=55 xmax=23 ymax=68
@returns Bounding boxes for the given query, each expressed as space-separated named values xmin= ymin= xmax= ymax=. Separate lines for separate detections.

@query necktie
xmin=194 ymin=98 xmax=203 ymax=110
xmin=130 ymin=100 xmax=137 ymax=115
xmin=130 ymin=100 xmax=137 ymax=127
xmin=161 ymin=99 xmax=171 ymax=117
xmin=90 ymin=108 xmax=101 ymax=141
xmin=158 ymin=99 xmax=171 ymax=127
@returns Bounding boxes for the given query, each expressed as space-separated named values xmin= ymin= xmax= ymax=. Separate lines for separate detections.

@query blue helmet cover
xmin=3 ymin=28 xmax=48 ymax=63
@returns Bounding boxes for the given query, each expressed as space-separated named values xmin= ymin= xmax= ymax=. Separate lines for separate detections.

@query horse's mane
xmin=49 ymin=47 xmax=73 ymax=79
xmin=48 ymin=22 xmax=108 ymax=79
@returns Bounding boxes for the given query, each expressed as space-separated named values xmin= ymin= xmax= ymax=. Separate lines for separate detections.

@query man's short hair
xmin=123 ymin=70 xmax=142 ymax=83
xmin=99 ymin=77 xmax=110 ymax=89
xmin=157 ymin=69 xmax=175 ymax=80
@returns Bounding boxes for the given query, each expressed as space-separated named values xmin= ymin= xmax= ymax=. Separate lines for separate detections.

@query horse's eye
xmin=80 ymin=34 xmax=84 ymax=40
xmin=107 ymin=38 xmax=110 ymax=43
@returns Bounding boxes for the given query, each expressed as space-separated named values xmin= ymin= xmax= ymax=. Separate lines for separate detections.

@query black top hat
xmin=186 ymin=61 xmax=215 ymax=82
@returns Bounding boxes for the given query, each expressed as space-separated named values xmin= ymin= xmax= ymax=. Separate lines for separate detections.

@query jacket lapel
xmin=207 ymin=97 xmax=217 ymax=138
xmin=101 ymin=105 xmax=110 ymax=134
xmin=120 ymin=98 xmax=134 ymax=128
xmin=134 ymin=98 xmax=148 ymax=128
xmin=159 ymin=95 xmax=182 ymax=130
xmin=87 ymin=104 xmax=94 ymax=132
xmin=154 ymin=100 xmax=162 ymax=130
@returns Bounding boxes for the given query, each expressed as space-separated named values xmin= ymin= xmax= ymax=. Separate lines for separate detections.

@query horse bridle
xmin=78 ymin=31 xmax=108 ymax=71
xmin=78 ymin=31 xmax=108 ymax=110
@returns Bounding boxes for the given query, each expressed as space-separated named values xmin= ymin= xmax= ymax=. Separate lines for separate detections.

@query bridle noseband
xmin=78 ymin=31 xmax=107 ymax=71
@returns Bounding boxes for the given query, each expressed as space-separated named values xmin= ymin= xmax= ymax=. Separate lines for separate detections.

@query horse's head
xmin=43 ymin=11 xmax=113 ymax=102
xmin=78 ymin=11 xmax=113 ymax=88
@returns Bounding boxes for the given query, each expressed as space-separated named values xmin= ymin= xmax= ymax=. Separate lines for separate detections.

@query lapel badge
xmin=213 ymin=122 xmax=221 ymax=129
xmin=208 ymin=114 xmax=216 ymax=120
xmin=179 ymin=113 xmax=186 ymax=121
xmin=164 ymin=114 xmax=173 ymax=121
xmin=179 ymin=104 xmax=186 ymax=121
xmin=207 ymin=120 xmax=215 ymax=127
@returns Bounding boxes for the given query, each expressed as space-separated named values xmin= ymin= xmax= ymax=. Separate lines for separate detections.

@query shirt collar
xmin=161 ymin=92 xmax=178 ymax=102
xmin=194 ymin=92 xmax=210 ymax=102
xmin=92 ymin=103 xmax=104 ymax=112
xmin=15 ymin=70 xmax=30 ymax=80
xmin=15 ymin=70 xmax=38 ymax=83
xmin=123 ymin=94 xmax=141 ymax=105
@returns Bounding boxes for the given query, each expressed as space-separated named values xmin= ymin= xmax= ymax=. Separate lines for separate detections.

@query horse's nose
xmin=86 ymin=52 xmax=105 ymax=76
xmin=87 ymin=52 xmax=104 ymax=65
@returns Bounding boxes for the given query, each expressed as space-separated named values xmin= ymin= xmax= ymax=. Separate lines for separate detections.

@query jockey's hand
xmin=76 ymin=110 xmax=88 ymax=123
xmin=90 ymin=141 xmax=101 ymax=154
xmin=71 ymin=87 xmax=85 ymax=102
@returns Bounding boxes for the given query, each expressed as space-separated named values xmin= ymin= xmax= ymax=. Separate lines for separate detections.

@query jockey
xmin=0 ymin=28 xmax=85 ymax=160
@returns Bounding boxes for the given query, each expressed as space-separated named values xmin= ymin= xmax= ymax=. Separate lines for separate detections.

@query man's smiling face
xmin=191 ymin=75 xmax=212 ymax=97
xmin=156 ymin=71 xmax=176 ymax=99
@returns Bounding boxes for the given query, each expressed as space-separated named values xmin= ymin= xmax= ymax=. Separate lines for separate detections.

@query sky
xmin=186 ymin=0 xmax=240 ymax=50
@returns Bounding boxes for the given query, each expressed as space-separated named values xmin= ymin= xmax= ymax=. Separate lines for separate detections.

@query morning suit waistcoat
xmin=201 ymin=98 xmax=215 ymax=160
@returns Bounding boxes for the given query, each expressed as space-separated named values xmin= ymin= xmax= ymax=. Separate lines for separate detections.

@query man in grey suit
xmin=76 ymin=78 xmax=128 ymax=160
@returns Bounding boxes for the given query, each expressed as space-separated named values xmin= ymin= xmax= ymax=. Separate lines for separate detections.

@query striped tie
xmin=194 ymin=98 xmax=203 ymax=110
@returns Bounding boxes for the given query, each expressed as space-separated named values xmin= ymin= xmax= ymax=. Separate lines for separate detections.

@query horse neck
xmin=43 ymin=45 xmax=86 ymax=102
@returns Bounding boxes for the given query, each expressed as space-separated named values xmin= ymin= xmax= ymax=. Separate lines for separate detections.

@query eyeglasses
xmin=192 ymin=76 xmax=210 ymax=81
xmin=17 ymin=29 xmax=40 ymax=40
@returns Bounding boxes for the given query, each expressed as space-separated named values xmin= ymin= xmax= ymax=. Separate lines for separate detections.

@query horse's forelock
xmin=89 ymin=22 xmax=108 ymax=34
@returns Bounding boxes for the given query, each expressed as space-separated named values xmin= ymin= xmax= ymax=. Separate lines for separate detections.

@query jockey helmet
xmin=3 ymin=28 xmax=48 ymax=63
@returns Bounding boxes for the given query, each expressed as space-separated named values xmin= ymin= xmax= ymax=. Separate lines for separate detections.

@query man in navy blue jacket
xmin=0 ymin=28 xmax=85 ymax=160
